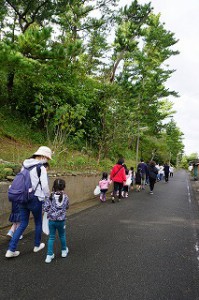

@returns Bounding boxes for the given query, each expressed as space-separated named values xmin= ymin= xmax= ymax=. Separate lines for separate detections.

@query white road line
xmin=195 ymin=242 xmax=199 ymax=263
xmin=187 ymin=180 xmax=191 ymax=203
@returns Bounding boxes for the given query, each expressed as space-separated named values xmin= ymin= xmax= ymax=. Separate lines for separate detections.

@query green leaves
xmin=0 ymin=0 xmax=183 ymax=164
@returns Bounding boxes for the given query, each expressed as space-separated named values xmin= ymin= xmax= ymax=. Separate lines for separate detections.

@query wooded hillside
xmin=0 ymin=0 xmax=184 ymax=165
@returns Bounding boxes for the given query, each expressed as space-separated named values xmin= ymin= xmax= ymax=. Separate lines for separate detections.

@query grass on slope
xmin=0 ymin=109 xmax=136 ymax=179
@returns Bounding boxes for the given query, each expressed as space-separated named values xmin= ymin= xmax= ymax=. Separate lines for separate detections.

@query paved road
xmin=1 ymin=170 xmax=199 ymax=300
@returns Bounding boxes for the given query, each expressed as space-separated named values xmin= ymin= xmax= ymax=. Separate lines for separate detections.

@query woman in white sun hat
xmin=6 ymin=146 xmax=52 ymax=258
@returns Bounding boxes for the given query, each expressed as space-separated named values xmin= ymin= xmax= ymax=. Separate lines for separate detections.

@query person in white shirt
xmin=5 ymin=146 xmax=52 ymax=258
xmin=158 ymin=165 xmax=164 ymax=181
xmin=169 ymin=166 xmax=174 ymax=177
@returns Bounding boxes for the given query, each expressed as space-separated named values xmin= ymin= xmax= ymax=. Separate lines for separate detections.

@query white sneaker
xmin=45 ymin=254 xmax=55 ymax=263
xmin=6 ymin=230 xmax=13 ymax=238
xmin=5 ymin=250 xmax=20 ymax=258
xmin=150 ymin=191 xmax=153 ymax=194
xmin=61 ymin=247 xmax=69 ymax=258
xmin=33 ymin=243 xmax=45 ymax=253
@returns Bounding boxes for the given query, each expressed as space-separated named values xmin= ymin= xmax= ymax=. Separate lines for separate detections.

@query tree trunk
xmin=135 ymin=121 xmax=140 ymax=166
xmin=7 ymin=71 xmax=15 ymax=104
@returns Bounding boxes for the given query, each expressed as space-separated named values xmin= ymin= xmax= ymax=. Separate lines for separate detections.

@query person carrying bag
xmin=110 ymin=158 xmax=126 ymax=203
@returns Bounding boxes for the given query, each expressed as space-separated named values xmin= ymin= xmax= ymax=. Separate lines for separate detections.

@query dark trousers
xmin=113 ymin=182 xmax=123 ymax=199
xmin=100 ymin=189 xmax=108 ymax=201
xmin=149 ymin=177 xmax=156 ymax=192
xmin=165 ymin=172 xmax=169 ymax=182
xmin=123 ymin=185 xmax=129 ymax=192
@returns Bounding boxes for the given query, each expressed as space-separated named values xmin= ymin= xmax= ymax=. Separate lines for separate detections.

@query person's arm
xmin=110 ymin=166 xmax=115 ymax=180
xmin=64 ymin=195 xmax=69 ymax=210
xmin=155 ymin=167 xmax=159 ymax=175
xmin=40 ymin=166 xmax=50 ymax=197
xmin=43 ymin=198 xmax=51 ymax=212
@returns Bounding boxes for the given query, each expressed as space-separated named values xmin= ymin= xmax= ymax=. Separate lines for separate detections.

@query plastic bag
xmin=94 ymin=185 xmax=101 ymax=195
xmin=42 ymin=212 xmax=49 ymax=235
xmin=126 ymin=177 xmax=132 ymax=186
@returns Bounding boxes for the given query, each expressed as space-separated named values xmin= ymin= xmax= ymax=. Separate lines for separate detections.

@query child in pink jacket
xmin=99 ymin=172 xmax=112 ymax=202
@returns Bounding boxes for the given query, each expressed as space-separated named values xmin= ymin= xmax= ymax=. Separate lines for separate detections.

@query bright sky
xmin=119 ymin=0 xmax=199 ymax=156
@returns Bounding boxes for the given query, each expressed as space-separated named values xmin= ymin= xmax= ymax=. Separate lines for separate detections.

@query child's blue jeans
xmin=47 ymin=220 xmax=66 ymax=255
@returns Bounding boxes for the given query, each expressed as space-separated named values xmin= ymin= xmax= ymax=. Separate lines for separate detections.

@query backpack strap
xmin=35 ymin=164 xmax=42 ymax=191
xmin=112 ymin=165 xmax=123 ymax=179
xmin=23 ymin=164 xmax=43 ymax=191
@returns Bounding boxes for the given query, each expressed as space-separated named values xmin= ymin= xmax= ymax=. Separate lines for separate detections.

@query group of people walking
xmin=5 ymin=147 xmax=174 ymax=263
xmin=5 ymin=146 xmax=69 ymax=264
xmin=98 ymin=158 xmax=174 ymax=201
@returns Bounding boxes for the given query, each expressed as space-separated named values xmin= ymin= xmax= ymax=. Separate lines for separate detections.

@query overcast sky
xmin=119 ymin=0 xmax=199 ymax=156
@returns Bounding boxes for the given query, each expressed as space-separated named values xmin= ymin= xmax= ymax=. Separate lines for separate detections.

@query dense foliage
xmin=0 ymin=0 xmax=184 ymax=165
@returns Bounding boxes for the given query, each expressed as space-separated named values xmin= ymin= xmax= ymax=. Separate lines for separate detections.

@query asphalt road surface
xmin=1 ymin=169 xmax=199 ymax=300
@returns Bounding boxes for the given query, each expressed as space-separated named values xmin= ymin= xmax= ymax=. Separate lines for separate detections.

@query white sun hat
xmin=33 ymin=146 xmax=52 ymax=160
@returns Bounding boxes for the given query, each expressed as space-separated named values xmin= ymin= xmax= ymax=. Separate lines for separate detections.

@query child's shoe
xmin=33 ymin=243 xmax=45 ymax=252
xmin=111 ymin=197 xmax=115 ymax=203
xmin=45 ymin=254 xmax=55 ymax=263
xmin=100 ymin=194 xmax=103 ymax=202
xmin=7 ymin=230 xmax=14 ymax=238
xmin=61 ymin=247 xmax=69 ymax=258
xmin=5 ymin=250 xmax=20 ymax=258
xmin=100 ymin=195 xmax=106 ymax=202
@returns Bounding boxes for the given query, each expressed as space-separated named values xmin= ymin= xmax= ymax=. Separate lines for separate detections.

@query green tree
xmin=165 ymin=118 xmax=184 ymax=165
xmin=0 ymin=0 xmax=184 ymax=164
xmin=114 ymin=12 xmax=179 ymax=163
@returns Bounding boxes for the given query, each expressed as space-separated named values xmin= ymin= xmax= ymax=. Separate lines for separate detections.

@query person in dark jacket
xmin=163 ymin=163 xmax=170 ymax=182
xmin=110 ymin=158 xmax=126 ymax=203
xmin=135 ymin=167 xmax=142 ymax=192
xmin=137 ymin=159 xmax=148 ymax=189
xmin=147 ymin=160 xmax=158 ymax=194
